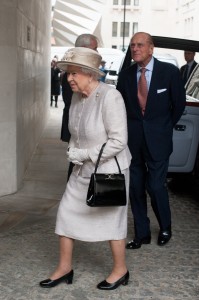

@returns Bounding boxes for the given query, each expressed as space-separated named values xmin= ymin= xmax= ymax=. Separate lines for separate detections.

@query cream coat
xmin=68 ymin=81 xmax=132 ymax=176
xmin=56 ymin=82 xmax=131 ymax=241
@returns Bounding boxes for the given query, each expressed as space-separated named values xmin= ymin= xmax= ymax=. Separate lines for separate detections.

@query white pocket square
xmin=157 ymin=88 xmax=167 ymax=94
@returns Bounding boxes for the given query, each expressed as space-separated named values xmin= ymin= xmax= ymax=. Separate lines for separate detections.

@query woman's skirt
xmin=55 ymin=169 xmax=129 ymax=242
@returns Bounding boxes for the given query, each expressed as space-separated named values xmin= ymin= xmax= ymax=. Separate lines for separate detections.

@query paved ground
xmin=0 ymin=99 xmax=198 ymax=300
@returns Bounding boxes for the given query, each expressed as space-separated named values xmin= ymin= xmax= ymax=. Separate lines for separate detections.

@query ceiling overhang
xmin=52 ymin=0 xmax=106 ymax=46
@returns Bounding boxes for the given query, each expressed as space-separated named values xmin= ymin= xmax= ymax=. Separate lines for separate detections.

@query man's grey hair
xmin=75 ymin=34 xmax=99 ymax=47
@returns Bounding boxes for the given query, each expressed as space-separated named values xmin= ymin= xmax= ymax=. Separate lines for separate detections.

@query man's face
xmin=130 ymin=33 xmax=154 ymax=67
xmin=184 ymin=51 xmax=195 ymax=63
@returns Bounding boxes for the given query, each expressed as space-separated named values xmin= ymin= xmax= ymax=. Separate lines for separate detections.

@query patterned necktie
xmin=138 ymin=68 xmax=148 ymax=115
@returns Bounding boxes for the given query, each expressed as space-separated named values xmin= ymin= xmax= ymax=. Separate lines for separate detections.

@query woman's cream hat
xmin=57 ymin=47 xmax=105 ymax=77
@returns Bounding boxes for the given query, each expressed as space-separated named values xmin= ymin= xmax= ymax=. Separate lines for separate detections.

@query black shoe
xmin=39 ymin=270 xmax=73 ymax=288
xmin=158 ymin=230 xmax=172 ymax=246
xmin=97 ymin=271 xmax=129 ymax=290
xmin=126 ymin=236 xmax=151 ymax=249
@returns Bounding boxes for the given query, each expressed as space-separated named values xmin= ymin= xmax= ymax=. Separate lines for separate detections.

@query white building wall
xmin=101 ymin=0 xmax=199 ymax=66
xmin=175 ymin=0 xmax=199 ymax=39
xmin=51 ymin=0 xmax=199 ymax=49
xmin=0 ymin=0 xmax=51 ymax=196
xmin=173 ymin=0 xmax=199 ymax=65
xmin=101 ymin=0 xmax=175 ymax=50
xmin=51 ymin=0 xmax=199 ymax=65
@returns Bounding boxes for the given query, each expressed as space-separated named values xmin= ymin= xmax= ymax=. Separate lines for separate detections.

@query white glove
xmin=66 ymin=148 xmax=89 ymax=165
xmin=69 ymin=160 xmax=83 ymax=165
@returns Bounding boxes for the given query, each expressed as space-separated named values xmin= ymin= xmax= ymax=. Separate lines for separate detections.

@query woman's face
xmin=67 ymin=66 xmax=91 ymax=93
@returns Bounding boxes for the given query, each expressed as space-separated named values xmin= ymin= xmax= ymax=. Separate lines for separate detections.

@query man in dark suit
xmin=180 ymin=51 xmax=197 ymax=86
xmin=117 ymin=32 xmax=186 ymax=249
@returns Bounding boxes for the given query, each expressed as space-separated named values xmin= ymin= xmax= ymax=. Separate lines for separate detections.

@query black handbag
xmin=86 ymin=143 xmax=126 ymax=207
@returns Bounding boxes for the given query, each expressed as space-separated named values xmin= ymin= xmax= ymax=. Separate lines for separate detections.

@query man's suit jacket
xmin=180 ymin=60 xmax=198 ymax=85
xmin=117 ymin=57 xmax=186 ymax=161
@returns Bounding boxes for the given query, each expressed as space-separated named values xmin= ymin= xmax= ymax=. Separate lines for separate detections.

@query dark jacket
xmin=51 ymin=67 xmax=61 ymax=96
xmin=180 ymin=60 xmax=197 ymax=85
xmin=60 ymin=72 xmax=73 ymax=142
xmin=117 ymin=57 xmax=186 ymax=161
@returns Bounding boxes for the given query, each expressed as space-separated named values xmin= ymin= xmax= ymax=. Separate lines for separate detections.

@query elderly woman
xmin=39 ymin=47 xmax=131 ymax=290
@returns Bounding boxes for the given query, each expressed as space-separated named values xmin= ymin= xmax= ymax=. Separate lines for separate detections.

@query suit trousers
xmin=129 ymin=140 xmax=171 ymax=239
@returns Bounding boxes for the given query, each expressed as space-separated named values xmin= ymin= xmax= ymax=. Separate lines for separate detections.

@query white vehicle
xmin=153 ymin=53 xmax=179 ymax=67
xmin=169 ymin=63 xmax=199 ymax=175
xmin=97 ymin=48 xmax=125 ymax=87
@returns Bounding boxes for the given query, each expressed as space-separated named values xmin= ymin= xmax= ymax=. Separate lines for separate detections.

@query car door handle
xmin=174 ymin=124 xmax=186 ymax=131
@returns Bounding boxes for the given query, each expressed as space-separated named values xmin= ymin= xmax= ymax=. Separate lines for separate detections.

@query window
xmin=132 ymin=22 xmax=138 ymax=34
xmin=120 ymin=22 xmax=130 ymax=37
xmin=112 ymin=22 xmax=118 ymax=37
xmin=113 ymin=0 xmax=118 ymax=4
xmin=134 ymin=0 xmax=139 ymax=5
xmin=112 ymin=45 xmax=117 ymax=49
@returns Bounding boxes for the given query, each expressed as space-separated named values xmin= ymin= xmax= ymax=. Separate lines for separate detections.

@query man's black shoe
xmin=157 ymin=230 xmax=172 ymax=246
xmin=126 ymin=236 xmax=151 ymax=249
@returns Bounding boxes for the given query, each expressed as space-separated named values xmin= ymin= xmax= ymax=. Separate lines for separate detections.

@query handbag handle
xmin=94 ymin=143 xmax=122 ymax=174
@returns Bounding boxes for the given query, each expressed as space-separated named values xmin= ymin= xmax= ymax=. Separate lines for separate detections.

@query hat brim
xmin=57 ymin=61 xmax=105 ymax=77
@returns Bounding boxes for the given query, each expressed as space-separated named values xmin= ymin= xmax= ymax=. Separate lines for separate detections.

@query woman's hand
xmin=66 ymin=148 xmax=89 ymax=165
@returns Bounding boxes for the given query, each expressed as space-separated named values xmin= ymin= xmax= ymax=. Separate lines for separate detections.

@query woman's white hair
xmin=81 ymin=67 xmax=100 ymax=80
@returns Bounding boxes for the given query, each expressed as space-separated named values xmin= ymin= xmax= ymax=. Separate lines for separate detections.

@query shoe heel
xmin=65 ymin=278 xmax=73 ymax=284
xmin=122 ymin=279 xmax=129 ymax=286
xmin=122 ymin=271 xmax=129 ymax=286
xmin=65 ymin=273 xmax=73 ymax=284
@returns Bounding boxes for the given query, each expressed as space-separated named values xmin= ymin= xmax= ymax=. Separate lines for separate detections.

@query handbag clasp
xmin=105 ymin=174 xmax=115 ymax=180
